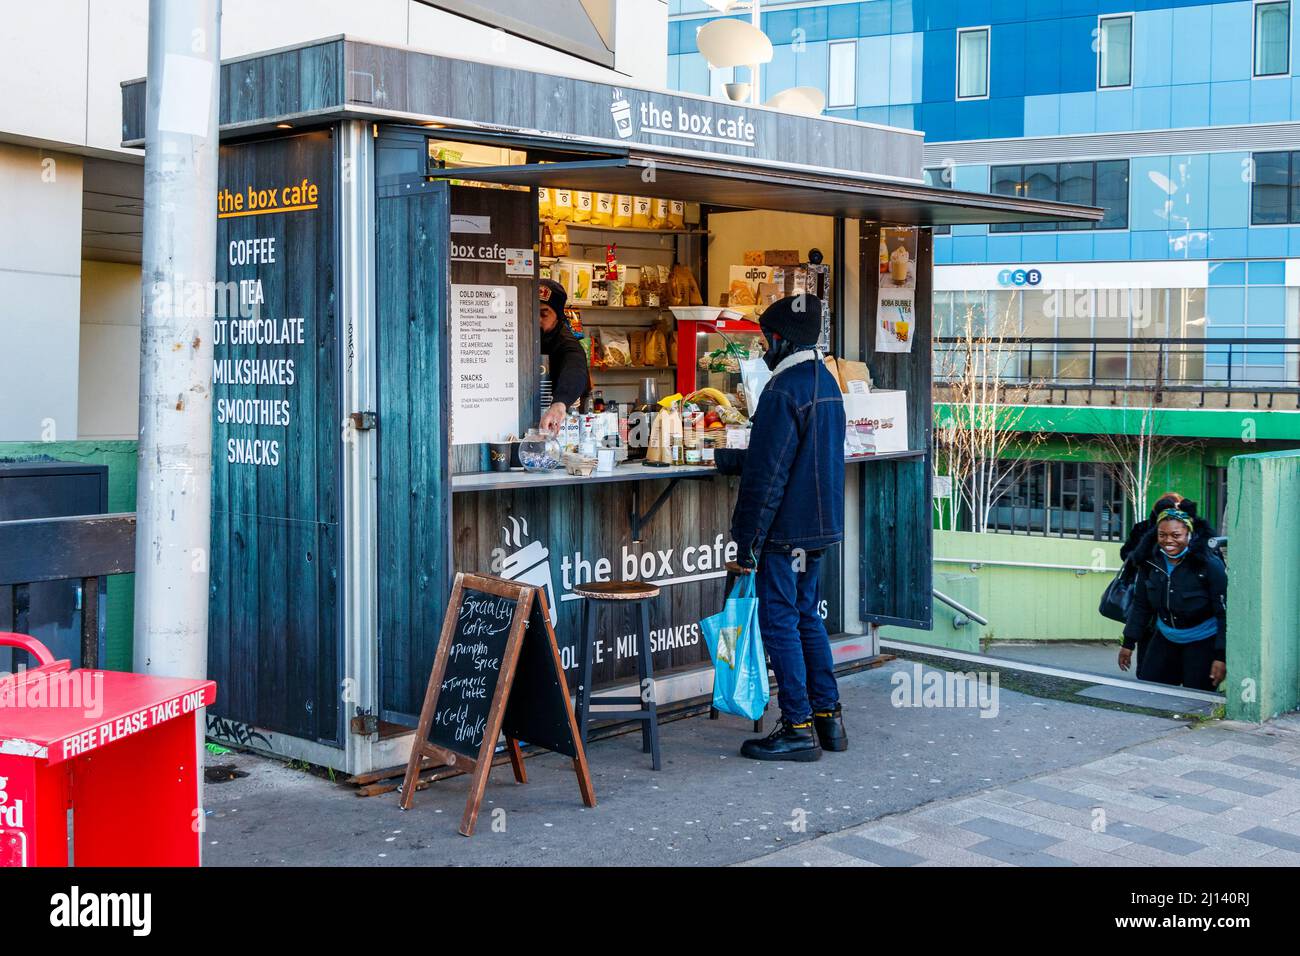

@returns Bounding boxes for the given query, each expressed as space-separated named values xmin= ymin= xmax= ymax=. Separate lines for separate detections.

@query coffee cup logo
xmin=610 ymin=90 xmax=634 ymax=140
xmin=497 ymin=516 xmax=558 ymax=626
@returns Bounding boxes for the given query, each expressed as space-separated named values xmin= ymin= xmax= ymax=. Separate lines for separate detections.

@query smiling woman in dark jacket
xmin=1120 ymin=507 xmax=1226 ymax=691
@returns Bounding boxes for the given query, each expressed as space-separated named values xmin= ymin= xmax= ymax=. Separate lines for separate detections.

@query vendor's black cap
xmin=759 ymin=293 xmax=822 ymax=347
xmin=539 ymin=278 xmax=567 ymax=316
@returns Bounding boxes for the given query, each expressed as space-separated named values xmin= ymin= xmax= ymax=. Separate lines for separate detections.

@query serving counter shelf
xmin=451 ymin=448 xmax=926 ymax=494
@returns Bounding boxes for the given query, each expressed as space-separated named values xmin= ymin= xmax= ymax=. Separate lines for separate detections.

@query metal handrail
xmin=935 ymin=556 xmax=1121 ymax=574
xmin=932 ymin=588 xmax=989 ymax=626
xmin=934 ymin=336 xmax=1300 ymax=392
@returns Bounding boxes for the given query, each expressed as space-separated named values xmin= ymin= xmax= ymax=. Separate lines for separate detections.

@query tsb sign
xmin=997 ymin=268 xmax=1042 ymax=287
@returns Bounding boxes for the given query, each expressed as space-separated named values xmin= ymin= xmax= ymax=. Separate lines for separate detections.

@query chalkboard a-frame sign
xmin=399 ymin=572 xmax=596 ymax=835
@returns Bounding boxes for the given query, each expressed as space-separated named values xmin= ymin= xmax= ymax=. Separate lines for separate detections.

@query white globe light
xmin=696 ymin=19 xmax=774 ymax=69
xmin=764 ymin=86 xmax=826 ymax=116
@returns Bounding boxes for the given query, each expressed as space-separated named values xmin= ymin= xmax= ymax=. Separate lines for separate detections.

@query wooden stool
xmin=573 ymin=580 xmax=663 ymax=771
xmin=709 ymin=561 xmax=767 ymax=732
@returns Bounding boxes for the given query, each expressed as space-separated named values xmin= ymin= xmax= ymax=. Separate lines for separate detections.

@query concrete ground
xmin=986 ymin=640 xmax=1131 ymax=676
xmin=752 ymin=714 xmax=1300 ymax=867
xmin=202 ymin=656 xmax=1203 ymax=866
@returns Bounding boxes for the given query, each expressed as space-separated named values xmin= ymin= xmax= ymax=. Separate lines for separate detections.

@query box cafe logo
xmin=218 ymin=178 xmax=321 ymax=219
xmin=490 ymin=513 xmax=738 ymax=618
xmin=612 ymin=89 xmax=757 ymax=149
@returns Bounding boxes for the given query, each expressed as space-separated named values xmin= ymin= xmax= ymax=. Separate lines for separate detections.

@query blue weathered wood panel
xmin=375 ymin=180 xmax=453 ymax=724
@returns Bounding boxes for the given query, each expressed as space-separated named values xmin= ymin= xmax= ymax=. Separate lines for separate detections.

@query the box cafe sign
xmin=612 ymin=88 xmax=757 ymax=149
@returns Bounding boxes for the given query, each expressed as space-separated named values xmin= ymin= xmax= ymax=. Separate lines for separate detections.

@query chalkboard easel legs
xmin=506 ymin=738 xmax=527 ymax=784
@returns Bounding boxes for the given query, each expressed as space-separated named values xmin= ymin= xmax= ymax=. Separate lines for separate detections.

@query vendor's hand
xmin=1117 ymin=646 xmax=1133 ymax=672
xmin=1210 ymin=660 xmax=1226 ymax=688
xmin=539 ymin=402 xmax=567 ymax=435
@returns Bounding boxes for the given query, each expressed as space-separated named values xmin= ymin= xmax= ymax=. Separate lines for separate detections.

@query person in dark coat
xmin=717 ymin=294 xmax=846 ymax=762
xmin=1119 ymin=506 xmax=1227 ymax=691
xmin=538 ymin=278 xmax=589 ymax=433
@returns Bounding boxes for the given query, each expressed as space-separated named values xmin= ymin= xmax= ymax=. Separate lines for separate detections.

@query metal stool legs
xmin=636 ymin=599 xmax=661 ymax=770
xmin=573 ymin=594 xmax=662 ymax=770
xmin=575 ymin=596 xmax=597 ymax=747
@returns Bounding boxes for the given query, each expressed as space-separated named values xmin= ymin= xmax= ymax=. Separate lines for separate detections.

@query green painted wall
xmin=0 ymin=440 xmax=138 ymax=670
xmin=894 ymin=530 xmax=1122 ymax=646
xmin=883 ymin=570 xmax=982 ymax=651
xmin=1225 ymin=450 xmax=1300 ymax=723
xmin=937 ymin=402 xmax=1300 ymax=443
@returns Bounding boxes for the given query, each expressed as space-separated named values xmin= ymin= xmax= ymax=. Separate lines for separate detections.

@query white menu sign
xmin=450 ymin=284 xmax=519 ymax=445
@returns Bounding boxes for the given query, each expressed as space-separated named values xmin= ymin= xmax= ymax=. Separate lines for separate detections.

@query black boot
xmin=740 ymin=718 xmax=822 ymax=762
xmin=813 ymin=703 xmax=848 ymax=752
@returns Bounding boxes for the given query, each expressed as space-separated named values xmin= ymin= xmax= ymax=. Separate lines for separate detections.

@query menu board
xmin=400 ymin=573 xmax=595 ymax=836
xmin=450 ymin=284 xmax=519 ymax=445
xmin=427 ymin=586 xmax=516 ymax=759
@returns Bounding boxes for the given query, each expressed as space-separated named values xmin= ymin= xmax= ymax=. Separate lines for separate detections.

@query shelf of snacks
xmin=547 ymin=223 xmax=707 ymax=236
xmin=538 ymin=189 xmax=696 ymax=232
xmin=590 ymin=364 xmax=678 ymax=374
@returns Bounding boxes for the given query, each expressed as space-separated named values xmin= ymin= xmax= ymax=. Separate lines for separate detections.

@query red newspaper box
xmin=0 ymin=632 xmax=216 ymax=866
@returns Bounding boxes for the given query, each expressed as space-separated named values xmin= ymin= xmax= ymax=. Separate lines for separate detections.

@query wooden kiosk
xmin=121 ymin=36 xmax=1099 ymax=776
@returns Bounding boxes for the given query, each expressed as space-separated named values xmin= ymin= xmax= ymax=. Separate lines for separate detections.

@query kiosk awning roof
xmin=442 ymin=151 xmax=1102 ymax=227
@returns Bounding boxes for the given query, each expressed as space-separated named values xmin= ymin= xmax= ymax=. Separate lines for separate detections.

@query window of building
xmin=957 ymin=27 xmax=990 ymax=100
xmin=1098 ymin=15 xmax=1133 ymax=89
xmin=971 ymin=461 xmax=1125 ymax=541
xmin=989 ymin=160 xmax=1129 ymax=233
xmin=924 ymin=167 xmax=952 ymax=236
xmin=1250 ymin=150 xmax=1300 ymax=224
xmin=709 ymin=65 xmax=735 ymax=100
xmin=1254 ymin=1 xmax=1291 ymax=77
xmin=828 ymin=40 xmax=856 ymax=109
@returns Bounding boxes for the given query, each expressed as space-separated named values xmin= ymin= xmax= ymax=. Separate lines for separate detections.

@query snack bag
xmin=592 ymin=192 xmax=614 ymax=226
xmin=603 ymin=330 xmax=632 ymax=367
xmin=632 ymin=196 xmax=653 ymax=229
xmin=550 ymin=222 xmax=570 ymax=257
xmin=553 ymin=188 xmax=574 ymax=222
xmin=538 ymin=186 xmax=553 ymax=219
xmin=613 ymin=194 xmax=634 ymax=228
xmin=669 ymin=200 xmax=686 ymax=229
xmin=573 ymin=190 xmax=593 ymax=223
xmin=652 ymin=198 xmax=671 ymax=229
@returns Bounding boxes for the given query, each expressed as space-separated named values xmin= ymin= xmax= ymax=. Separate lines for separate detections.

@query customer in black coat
xmin=1119 ymin=506 xmax=1227 ymax=691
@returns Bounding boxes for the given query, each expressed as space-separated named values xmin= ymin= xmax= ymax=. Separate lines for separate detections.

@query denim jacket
xmin=725 ymin=351 xmax=846 ymax=558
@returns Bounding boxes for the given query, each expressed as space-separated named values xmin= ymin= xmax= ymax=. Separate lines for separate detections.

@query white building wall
xmin=2 ymin=0 xmax=670 ymax=157
xmin=0 ymin=143 xmax=83 ymax=441
xmin=78 ymin=260 xmax=142 ymax=440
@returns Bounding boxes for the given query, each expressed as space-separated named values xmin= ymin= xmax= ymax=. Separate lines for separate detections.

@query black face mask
xmin=761 ymin=332 xmax=801 ymax=371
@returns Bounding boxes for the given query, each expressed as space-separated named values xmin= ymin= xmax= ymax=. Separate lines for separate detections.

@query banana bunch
xmin=684 ymin=387 xmax=732 ymax=408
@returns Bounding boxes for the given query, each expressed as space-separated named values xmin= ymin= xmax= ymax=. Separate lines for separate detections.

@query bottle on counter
xmin=629 ymin=377 xmax=658 ymax=461
xmin=593 ymin=388 xmax=605 ymax=413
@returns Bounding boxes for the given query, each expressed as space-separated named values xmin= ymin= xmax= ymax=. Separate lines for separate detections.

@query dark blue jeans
xmin=755 ymin=548 xmax=839 ymax=724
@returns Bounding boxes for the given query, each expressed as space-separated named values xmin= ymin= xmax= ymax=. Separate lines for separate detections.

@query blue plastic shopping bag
xmin=700 ymin=575 xmax=770 ymax=720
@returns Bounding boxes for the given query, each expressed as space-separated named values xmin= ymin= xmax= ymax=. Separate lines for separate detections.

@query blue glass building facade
xmin=670 ymin=0 xmax=1300 ymax=535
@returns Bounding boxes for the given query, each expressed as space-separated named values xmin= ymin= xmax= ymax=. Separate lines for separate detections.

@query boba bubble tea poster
xmin=876 ymin=227 xmax=917 ymax=354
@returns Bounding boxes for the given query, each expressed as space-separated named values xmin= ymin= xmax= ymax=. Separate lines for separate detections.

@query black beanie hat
xmin=759 ymin=293 xmax=823 ymax=347
xmin=539 ymin=278 xmax=568 ymax=317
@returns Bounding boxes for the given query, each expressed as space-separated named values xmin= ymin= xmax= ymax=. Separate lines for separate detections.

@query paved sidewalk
xmin=744 ymin=715 xmax=1300 ymax=867
xmin=200 ymin=658 xmax=1182 ymax=866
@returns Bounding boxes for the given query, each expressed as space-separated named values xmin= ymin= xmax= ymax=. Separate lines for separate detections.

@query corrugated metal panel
xmin=922 ymin=123 xmax=1300 ymax=166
